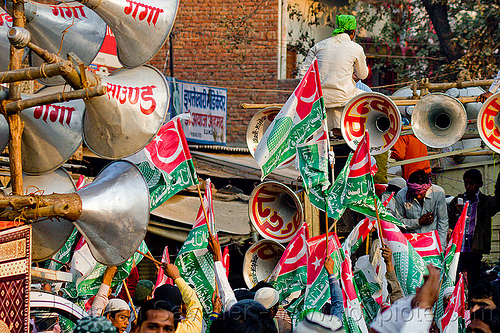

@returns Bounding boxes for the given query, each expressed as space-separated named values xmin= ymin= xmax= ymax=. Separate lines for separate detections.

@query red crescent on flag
xmin=145 ymin=120 xmax=187 ymax=174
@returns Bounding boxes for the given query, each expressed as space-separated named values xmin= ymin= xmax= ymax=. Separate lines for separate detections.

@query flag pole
xmin=373 ymin=196 xmax=385 ymax=247
xmin=325 ymin=210 xmax=329 ymax=257
xmin=137 ymin=250 xmax=162 ymax=266
xmin=196 ymin=183 xmax=214 ymax=237
xmin=122 ymin=280 xmax=138 ymax=319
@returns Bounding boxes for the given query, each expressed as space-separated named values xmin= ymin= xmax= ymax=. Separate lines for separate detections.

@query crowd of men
xmin=29 ymin=12 xmax=500 ymax=333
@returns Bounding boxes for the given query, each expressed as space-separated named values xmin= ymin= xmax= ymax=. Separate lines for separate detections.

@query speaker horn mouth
xmin=375 ymin=115 xmax=391 ymax=133
xmin=434 ymin=112 xmax=452 ymax=131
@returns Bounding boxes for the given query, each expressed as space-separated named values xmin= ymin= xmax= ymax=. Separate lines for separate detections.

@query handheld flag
xmin=127 ymin=116 xmax=199 ymax=210
xmin=440 ymin=273 xmax=466 ymax=333
xmin=404 ymin=230 xmax=443 ymax=269
xmin=175 ymin=179 xmax=217 ymax=325
xmin=154 ymin=246 xmax=174 ymax=293
xmin=255 ymin=58 xmax=326 ymax=179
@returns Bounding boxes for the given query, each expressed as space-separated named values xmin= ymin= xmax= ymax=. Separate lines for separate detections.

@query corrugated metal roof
xmin=151 ymin=194 xmax=252 ymax=235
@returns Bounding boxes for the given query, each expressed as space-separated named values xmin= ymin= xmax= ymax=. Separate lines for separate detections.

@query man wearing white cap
xmin=103 ymin=298 xmax=131 ymax=333
xmin=254 ymin=287 xmax=280 ymax=319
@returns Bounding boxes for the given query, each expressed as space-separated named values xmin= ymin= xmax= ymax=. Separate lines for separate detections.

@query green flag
xmin=127 ymin=116 xmax=198 ymax=211
xmin=175 ymin=179 xmax=216 ymax=326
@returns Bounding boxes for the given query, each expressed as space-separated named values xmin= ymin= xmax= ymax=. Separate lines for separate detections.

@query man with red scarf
xmin=394 ymin=170 xmax=449 ymax=250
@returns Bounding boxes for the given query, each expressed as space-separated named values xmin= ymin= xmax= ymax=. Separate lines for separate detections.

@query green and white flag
xmin=326 ymin=132 xmax=402 ymax=226
xmin=127 ymin=116 xmax=198 ymax=211
xmin=296 ymin=128 xmax=330 ymax=211
xmin=175 ymin=179 xmax=216 ymax=325
xmin=255 ymin=58 xmax=325 ymax=179
xmin=270 ymin=223 xmax=308 ymax=303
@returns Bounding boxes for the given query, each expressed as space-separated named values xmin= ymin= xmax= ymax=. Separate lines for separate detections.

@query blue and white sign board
xmin=167 ymin=78 xmax=227 ymax=145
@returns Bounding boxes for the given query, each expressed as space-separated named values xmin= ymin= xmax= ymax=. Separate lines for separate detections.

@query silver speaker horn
xmin=341 ymin=92 xmax=401 ymax=155
xmin=411 ymin=93 xmax=467 ymax=148
xmin=4 ymin=168 xmax=76 ymax=262
xmin=243 ymin=239 xmax=284 ymax=288
xmin=0 ymin=7 xmax=13 ymax=71
xmin=249 ymin=181 xmax=304 ymax=244
xmin=22 ymin=0 xmax=106 ymax=86
xmin=21 ymin=85 xmax=85 ymax=175
xmin=74 ymin=160 xmax=150 ymax=266
xmin=83 ymin=65 xmax=169 ymax=159
xmin=76 ymin=0 xmax=178 ymax=68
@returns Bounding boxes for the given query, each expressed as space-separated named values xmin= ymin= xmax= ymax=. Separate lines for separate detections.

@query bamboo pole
xmin=137 ymin=250 xmax=162 ymax=265
xmin=5 ymin=85 xmax=107 ymax=114
xmin=373 ymin=197 xmax=385 ymax=247
xmin=122 ymin=281 xmax=138 ymax=319
xmin=0 ymin=61 xmax=74 ymax=84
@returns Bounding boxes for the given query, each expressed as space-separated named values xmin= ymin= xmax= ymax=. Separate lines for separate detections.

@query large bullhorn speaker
xmin=0 ymin=7 xmax=13 ymax=71
xmin=83 ymin=65 xmax=169 ymax=159
xmin=243 ymin=239 xmax=284 ymax=288
xmin=21 ymin=85 xmax=85 ymax=175
xmin=478 ymin=92 xmax=500 ymax=153
xmin=74 ymin=160 xmax=150 ymax=266
xmin=22 ymin=0 xmax=106 ymax=85
xmin=412 ymin=93 xmax=467 ymax=148
xmin=76 ymin=0 xmax=178 ymax=68
xmin=341 ymin=92 xmax=401 ymax=155
xmin=249 ymin=181 xmax=303 ymax=243
xmin=4 ymin=168 xmax=76 ymax=261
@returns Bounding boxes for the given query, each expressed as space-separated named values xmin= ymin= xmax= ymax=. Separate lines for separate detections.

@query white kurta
xmin=298 ymin=33 xmax=369 ymax=108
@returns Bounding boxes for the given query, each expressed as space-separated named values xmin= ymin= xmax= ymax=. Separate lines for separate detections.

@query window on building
xmin=286 ymin=47 xmax=298 ymax=79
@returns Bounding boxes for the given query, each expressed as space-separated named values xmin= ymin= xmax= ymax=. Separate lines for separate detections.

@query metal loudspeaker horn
xmin=478 ymin=92 xmax=500 ymax=153
xmin=411 ymin=93 xmax=467 ymax=148
xmin=76 ymin=0 xmax=179 ymax=68
xmin=83 ymin=65 xmax=169 ymax=159
xmin=4 ymin=168 xmax=76 ymax=262
xmin=23 ymin=0 xmax=106 ymax=85
xmin=0 ymin=7 xmax=13 ymax=71
xmin=341 ymin=92 xmax=401 ymax=155
xmin=243 ymin=239 xmax=284 ymax=288
xmin=21 ymin=85 xmax=85 ymax=175
xmin=74 ymin=160 xmax=150 ymax=266
xmin=249 ymin=181 xmax=303 ymax=244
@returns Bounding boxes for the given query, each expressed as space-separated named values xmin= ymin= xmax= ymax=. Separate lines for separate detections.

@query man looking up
xmin=448 ymin=168 xmax=500 ymax=286
xmin=299 ymin=14 xmax=369 ymax=137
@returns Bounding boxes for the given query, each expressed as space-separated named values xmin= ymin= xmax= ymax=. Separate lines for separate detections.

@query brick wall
xmin=149 ymin=0 xmax=299 ymax=144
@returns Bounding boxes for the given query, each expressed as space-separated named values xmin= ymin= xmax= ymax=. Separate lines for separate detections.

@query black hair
xmin=153 ymin=284 xmax=183 ymax=307
xmin=34 ymin=316 xmax=57 ymax=332
xmin=137 ymin=298 xmax=181 ymax=329
xmin=470 ymin=308 xmax=500 ymax=331
xmin=463 ymin=168 xmax=484 ymax=187
xmin=345 ymin=29 xmax=356 ymax=36
xmin=210 ymin=300 xmax=277 ymax=333
xmin=408 ymin=170 xmax=430 ymax=185
xmin=469 ymin=282 xmax=495 ymax=303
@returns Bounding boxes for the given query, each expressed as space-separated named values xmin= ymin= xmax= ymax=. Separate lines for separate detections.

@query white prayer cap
xmin=294 ymin=312 xmax=344 ymax=333
xmin=103 ymin=298 xmax=130 ymax=314
xmin=254 ymin=287 xmax=279 ymax=309
xmin=388 ymin=177 xmax=406 ymax=190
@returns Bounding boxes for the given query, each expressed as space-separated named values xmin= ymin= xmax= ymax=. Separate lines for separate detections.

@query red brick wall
xmin=148 ymin=0 xmax=298 ymax=144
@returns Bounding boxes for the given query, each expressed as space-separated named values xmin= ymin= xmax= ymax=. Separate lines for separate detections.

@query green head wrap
xmin=332 ymin=14 xmax=356 ymax=36
xmin=133 ymin=280 xmax=154 ymax=302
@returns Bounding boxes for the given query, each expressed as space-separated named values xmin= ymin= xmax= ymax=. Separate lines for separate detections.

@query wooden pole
xmin=0 ymin=61 xmax=74 ymax=84
xmin=325 ymin=210 xmax=329 ymax=257
xmin=137 ymin=250 xmax=162 ymax=266
xmin=122 ymin=281 xmax=138 ymax=319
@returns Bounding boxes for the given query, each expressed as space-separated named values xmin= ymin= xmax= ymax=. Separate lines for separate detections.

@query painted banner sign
xmin=167 ymin=78 xmax=227 ymax=145
xmin=0 ymin=225 xmax=31 ymax=333
xmin=478 ymin=92 xmax=500 ymax=154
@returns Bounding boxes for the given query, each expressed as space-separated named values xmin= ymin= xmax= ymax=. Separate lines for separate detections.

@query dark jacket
xmin=448 ymin=172 xmax=500 ymax=254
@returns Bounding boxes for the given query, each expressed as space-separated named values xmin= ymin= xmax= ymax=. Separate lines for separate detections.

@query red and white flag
xmin=222 ymin=246 xmax=230 ymax=278
xmin=154 ymin=246 xmax=174 ymax=294
xmin=404 ymin=230 xmax=443 ymax=268
xmin=440 ymin=273 xmax=466 ymax=333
